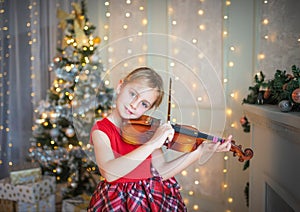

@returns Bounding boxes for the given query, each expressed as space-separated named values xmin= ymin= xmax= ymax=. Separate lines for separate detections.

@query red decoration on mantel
xmin=291 ymin=88 xmax=300 ymax=103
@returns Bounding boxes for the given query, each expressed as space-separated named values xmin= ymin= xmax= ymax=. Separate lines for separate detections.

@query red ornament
xmin=263 ymin=89 xmax=271 ymax=99
xmin=291 ymin=88 xmax=300 ymax=103
xmin=240 ymin=116 xmax=247 ymax=125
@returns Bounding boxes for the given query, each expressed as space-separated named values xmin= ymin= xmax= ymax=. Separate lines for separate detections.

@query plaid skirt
xmin=87 ymin=176 xmax=187 ymax=212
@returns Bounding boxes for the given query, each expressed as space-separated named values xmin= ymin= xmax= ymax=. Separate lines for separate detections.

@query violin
xmin=121 ymin=115 xmax=253 ymax=162
xmin=121 ymin=79 xmax=253 ymax=162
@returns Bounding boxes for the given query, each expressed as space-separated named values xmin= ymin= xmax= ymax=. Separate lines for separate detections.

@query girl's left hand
xmin=197 ymin=135 xmax=232 ymax=164
xmin=216 ymin=135 xmax=232 ymax=152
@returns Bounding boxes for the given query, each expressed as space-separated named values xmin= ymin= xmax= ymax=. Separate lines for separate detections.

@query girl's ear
xmin=116 ymin=79 xmax=123 ymax=94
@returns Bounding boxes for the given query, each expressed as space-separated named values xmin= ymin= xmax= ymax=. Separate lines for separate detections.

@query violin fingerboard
xmin=206 ymin=135 xmax=225 ymax=143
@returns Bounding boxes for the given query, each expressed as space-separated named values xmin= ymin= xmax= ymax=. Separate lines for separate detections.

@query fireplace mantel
xmin=244 ymin=104 xmax=300 ymax=212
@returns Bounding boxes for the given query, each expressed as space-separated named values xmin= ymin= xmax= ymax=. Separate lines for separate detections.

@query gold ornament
xmin=93 ymin=36 xmax=101 ymax=44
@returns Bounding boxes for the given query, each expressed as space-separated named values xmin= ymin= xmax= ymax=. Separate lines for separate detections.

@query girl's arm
xmin=92 ymin=123 xmax=173 ymax=182
xmin=151 ymin=136 xmax=232 ymax=180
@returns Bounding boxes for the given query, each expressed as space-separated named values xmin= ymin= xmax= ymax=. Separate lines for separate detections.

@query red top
xmin=90 ymin=118 xmax=152 ymax=183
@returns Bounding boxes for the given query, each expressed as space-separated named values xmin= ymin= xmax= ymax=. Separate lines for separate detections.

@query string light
xmin=262 ymin=18 xmax=269 ymax=25
xmin=142 ymin=18 xmax=148 ymax=26
xmin=226 ymin=108 xmax=232 ymax=116
xmin=227 ymin=197 xmax=233 ymax=203
xmin=6 ymin=0 xmax=297 ymax=210
xmin=198 ymin=24 xmax=205 ymax=31
xmin=198 ymin=10 xmax=204 ymax=15
xmin=181 ymin=170 xmax=188 ymax=176
xmin=125 ymin=12 xmax=131 ymax=17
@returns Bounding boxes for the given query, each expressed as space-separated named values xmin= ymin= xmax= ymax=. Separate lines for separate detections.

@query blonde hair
xmin=123 ymin=67 xmax=164 ymax=108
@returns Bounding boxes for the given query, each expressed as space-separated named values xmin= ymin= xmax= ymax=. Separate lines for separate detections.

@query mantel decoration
xmin=240 ymin=65 xmax=300 ymax=133
xmin=242 ymin=65 xmax=300 ymax=113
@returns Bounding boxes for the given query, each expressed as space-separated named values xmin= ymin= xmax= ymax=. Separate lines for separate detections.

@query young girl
xmin=88 ymin=67 xmax=232 ymax=211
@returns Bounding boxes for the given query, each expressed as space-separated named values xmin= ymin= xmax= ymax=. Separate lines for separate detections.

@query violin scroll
xmin=230 ymin=140 xmax=254 ymax=162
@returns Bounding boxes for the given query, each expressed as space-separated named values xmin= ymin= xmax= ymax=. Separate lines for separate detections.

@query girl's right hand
xmin=148 ymin=122 xmax=174 ymax=149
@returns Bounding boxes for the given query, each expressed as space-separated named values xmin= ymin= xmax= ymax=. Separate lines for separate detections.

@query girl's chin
xmin=120 ymin=113 xmax=135 ymax=120
xmin=121 ymin=113 xmax=141 ymax=120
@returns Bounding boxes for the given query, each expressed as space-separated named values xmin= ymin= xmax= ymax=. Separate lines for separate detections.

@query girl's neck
xmin=107 ymin=109 xmax=123 ymax=128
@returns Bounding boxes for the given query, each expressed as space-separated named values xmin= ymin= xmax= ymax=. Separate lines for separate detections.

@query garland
xmin=242 ymin=65 xmax=300 ymax=112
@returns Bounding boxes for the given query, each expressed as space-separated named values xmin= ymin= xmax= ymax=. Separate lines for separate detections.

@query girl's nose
xmin=130 ymin=97 xmax=138 ymax=110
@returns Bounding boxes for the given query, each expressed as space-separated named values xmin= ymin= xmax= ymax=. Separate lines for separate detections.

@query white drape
xmin=0 ymin=0 xmax=79 ymax=179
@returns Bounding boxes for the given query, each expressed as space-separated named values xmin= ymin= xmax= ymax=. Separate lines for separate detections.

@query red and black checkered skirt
xmin=87 ymin=176 xmax=187 ymax=212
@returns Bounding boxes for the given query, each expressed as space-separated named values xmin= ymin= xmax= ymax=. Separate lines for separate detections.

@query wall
xmin=86 ymin=0 xmax=299 ymax=211
xmin=254 ymin=0 xmax=300 ymax=79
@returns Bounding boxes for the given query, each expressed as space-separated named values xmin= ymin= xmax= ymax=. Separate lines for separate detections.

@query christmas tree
xmin=28 ymin=1 xmax=114 ymax=198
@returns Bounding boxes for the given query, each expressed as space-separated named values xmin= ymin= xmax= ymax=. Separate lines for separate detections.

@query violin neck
xmin=204 ymin=134 xmax=225 ymax=143
xmin=172 ymin=124 xmax=225 ymax=143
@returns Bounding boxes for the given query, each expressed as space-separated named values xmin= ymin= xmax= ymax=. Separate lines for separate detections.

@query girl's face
xmin=116 ymin=81 xmax=159 ymax=119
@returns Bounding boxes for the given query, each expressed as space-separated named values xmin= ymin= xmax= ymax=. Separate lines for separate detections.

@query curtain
xmin=1 ymin=0 xmax=34 ymax=179
xmin=0 ymin=0 xmax=78 ymax=179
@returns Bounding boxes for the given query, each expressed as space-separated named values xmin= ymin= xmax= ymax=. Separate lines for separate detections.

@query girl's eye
xmin=141 ymin=102 xmax=150 ymax=109
xmin=130 ymin=91 xmax=137 ymax=97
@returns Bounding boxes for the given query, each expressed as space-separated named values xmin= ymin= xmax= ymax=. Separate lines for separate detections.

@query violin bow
xmin=167 ymin=78 xmax=172 ymax=123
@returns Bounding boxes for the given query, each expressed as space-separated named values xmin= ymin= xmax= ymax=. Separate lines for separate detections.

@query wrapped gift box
xmin=62 ymin=193 xmax=90 ymax=212
xmin=10 ymin=167 xmax=42 ymax=185
xmin=0 ymin=175 xmax=56 ymax=204
xmin=17 ymin=194 xmax=55 ymax=212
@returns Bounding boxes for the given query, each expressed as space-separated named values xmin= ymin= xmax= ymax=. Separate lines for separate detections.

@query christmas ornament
xmin=65 ymin=126 xmax=75 ymax=137
xmin=50 ymin=128 xmax=60 ymax=138
xmin=70 ymin=182 xmax=78 ymax=188
xmin=240 ymin=116 xmax=250 ymax=133
xmin=257 ymin=91 xmax=264 ymax=104
xmin=62 ymin=137 xmax=68 ymax=144
xmin=278 ymin=100 xmax=292 ymax=112
xmin=56 ymin=166 xmax=63 ymax=174
xmin=93 ymin=36 xmax=101 ymax=44
xmin=263 ymin=88 xmax=271 ymax=100
xmin=291 ymin=88 xmax=300 ymax=103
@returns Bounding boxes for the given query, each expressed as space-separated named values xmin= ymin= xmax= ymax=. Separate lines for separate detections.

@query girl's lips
xmin=124 ymin=106 xmax=133 ymax=115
